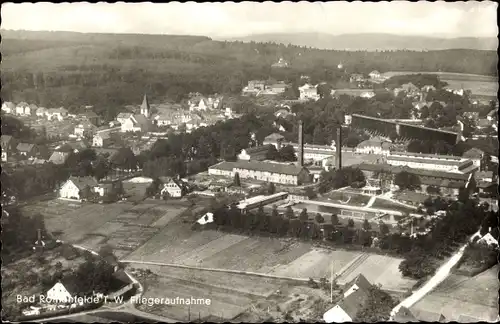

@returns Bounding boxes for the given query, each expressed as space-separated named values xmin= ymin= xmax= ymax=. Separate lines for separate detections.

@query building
xmin=247 ymin=80 xmax=266 ymax=91
xmin=356 ymin=137 xmax=393 ymax=155
xmin=368 ymin=70 xmax=381 ymax=80
xmin=84 ymin=111 xmax=100 ymax=126
xmin=47 ymin=107 xmax=68 ymax=121
xmin=298 ymin=83 xmax=320 ymax=101
xmin=323 ymin=274 xmax=372 ymax=323
xmin=263 ymin=133 xmax=286 ymax=150
xmin=486 ymin=108 xmax=498 ymax=121
xmin=74 ymin=122 xmax=96 ymax=138
xmin=36 ymin=107 xmax=47 ymax=118
xmin=46 ymin=281 xmax=75 ymax=303
xmin=159 ymin=177 xmax=187 ymax=198
xmin=92 ymin=132 xmax=112 ymax=147
xmin=1 ymin=135 xmax=17 ymax=162
xmin=386 ymin=152 xmax=477 ymax=174
xmin=350 ymin=74 xmax=365 ymax=83
xmin=462 ymin=148 xmax=484 ymax=169
xmin=237 ymin=144 xmax=273 ymax=161
xmin=189 ymin=96 xmax=222 ymax=111
xmin=140 ymin=94 xmax=151 ymax=118
xmin=121 ymin=114 xmax=152 ymax=133
xmin=1 ymin=101 xmax=15 ymax=114
xmin=268 ymin=83 xmax=288 ymax=94
xmin=59 ymin=176 xmax=99 ymax=201
xmin=116 ymin=112 xmax=133 ymax=125
xmin=422 ymin=85 xmax=436 ymax=92
xmin=271 ymin=57 xmax=289 ymax=68
xmin=15 ymin=102 xmax=31 ymax=116
xmin=16 ymin=143 xmax=39 ymax=158
xmin=48 ymin=151 xmax=70 ymax=165
xmin=208 ymin=160 xmax=311 ymax=186
xmin=360 ymin=91 xmax=375 ymax=99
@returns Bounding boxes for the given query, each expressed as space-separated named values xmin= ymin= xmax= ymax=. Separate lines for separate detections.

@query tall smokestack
xmin=336 ymin=128 xmax=342 ymax=170
xmin=298 ymin=120 xmax=304 ymax=167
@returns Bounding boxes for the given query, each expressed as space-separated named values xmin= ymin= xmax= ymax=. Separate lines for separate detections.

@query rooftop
xmin=387 ymin=155 xmax=467 ymax=166
xmin=210 ymin=160 xmax=307 ymax=176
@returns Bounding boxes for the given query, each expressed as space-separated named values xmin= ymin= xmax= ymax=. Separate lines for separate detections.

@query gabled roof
xmin=337 ymin=288 xmax=369 ymax=320
xmin=3 ymin=101 xmax=15 ymax=109
xmin=16 ymin=143 xmax=35 ymax=152
xmin=131 ymin=114 xmax=151 ymax=130
xmin=95 ymin=132 xmax=111 ymax=140
xmin=242 ymin=144 xmax=273 ymax=155
xmin=462 ymin=147 xmax=484 ymax=158
xmin=344 ymin=274 xmax=372 ymax=293
xmin=49 ymin=151 xmax=70 ymax=165
xmin=1 ymin=135 xmax=13 ymax=147
xmin=159 ymin=177 xmax=187 ymax=190
xmin=117 ymin=112 xmax=133 ymax=119
xmin=67 ymin=176 xmax=98 ymax=190
xmin=394 ymin=306 xmax=418 ymax=322
xmin=264 ymin=133 xmax=285 ymax=142
xmin=487 ymin=108 xmax=498 ymax=117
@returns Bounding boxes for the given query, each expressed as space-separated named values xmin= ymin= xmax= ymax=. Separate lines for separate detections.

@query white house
xmin=2 ymin=101 xmax=15 ymax=114
xmin=159 ymin=177 xmax=187 ymax=198
xmin=121 ymin=114 xmax=152 ymax=133
xmin=116 ymin=112 xmax=133 ymax=125
xmin=92 ymin=132 xmax=111 ymax=147
xmin=15 ymin=102 xmax=31 ymax=115
xmin=360 ymin=91 xmax=376 ymax=99
xmin=298 ymin=83 xmax=320 ymax=101
xmin=369 ymin=70 xmax=381 ymax=80
xmin=263 ymin=133 xmax=286 ymax=150
xmin=189 ymin=96 xmax=222 ymax=111
xmin=47 ymin=108 xmax=68 ymax=121
xmin=36 ymin=107 xmax=47 ymax=118
xmin=46 ymin=282 xmax=73 ymax=303
xmin=59 ymin=176 xmax=98 ymax=201
xmin=355 ymin=137 xmax=393 ymax=155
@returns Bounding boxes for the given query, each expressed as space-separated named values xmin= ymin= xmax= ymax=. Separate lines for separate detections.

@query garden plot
xmin=269 ymin=249 xmax=360 ymax=279
xmin=106 ymin=225 xmax=159 ymax=252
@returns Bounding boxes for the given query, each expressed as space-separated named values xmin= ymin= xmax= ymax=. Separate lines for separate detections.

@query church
xmin=120 ymin=94 xmax=153 ymax=133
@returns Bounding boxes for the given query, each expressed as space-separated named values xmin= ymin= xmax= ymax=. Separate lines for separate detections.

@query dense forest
xmin=1 ymin=31 xmax=497 ymax=121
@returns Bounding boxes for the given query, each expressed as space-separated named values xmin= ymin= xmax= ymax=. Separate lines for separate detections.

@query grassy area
xmin=371 ymin=198 xmax=417 ymax=214
xmin=321 ymin=191 xmax=372 ymax=207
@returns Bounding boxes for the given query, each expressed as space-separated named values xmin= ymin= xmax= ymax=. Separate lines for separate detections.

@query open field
xmin=410 ymin=266 xmax=498 ymax=321
xmin=320 ymin=191 xmax=372 ymax=207
xmin=382 ymin=71 xmax=498 ymax=97
xmin=371 ymin=198 xmax=417 ymax=214
xmin=21 ymin=199 xmax=190 ymax=258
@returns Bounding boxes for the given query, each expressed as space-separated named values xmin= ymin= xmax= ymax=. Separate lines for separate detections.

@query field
xmin=320 ymin=191 xmax=372 ymax=207
xmin=129 ymin=265 xmax=333 ymax=322
xmin=371 ymin=198 xmax=417 ymax=214
xmin=21 ymin=199 xmax=191 ymax=259
xmin=410 ymin=266 xmax=498 ymax=321
xmin=382 ymin=71 xmax=498 ymax=97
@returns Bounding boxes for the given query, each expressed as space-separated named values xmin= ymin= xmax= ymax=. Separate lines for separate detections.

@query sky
xmin=1 ymin=1 xmax=498 ymax=38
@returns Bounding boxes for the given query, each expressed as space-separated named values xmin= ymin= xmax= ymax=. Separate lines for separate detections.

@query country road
xmin=390 ymin=243 xmax=468 ymax=319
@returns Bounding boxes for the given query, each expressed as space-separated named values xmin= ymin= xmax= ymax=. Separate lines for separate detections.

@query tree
xmin=285 ymin=206 xmax=295 ymax=219
xmin=233 ymin=172 xmax=241 ymax=187
xmin=267 ymin=182 xmax=276 ymax=195
xmin=379 ymin=221 xmax=390 ymax=237
xmin=355 ymin=284 xmax=397 ymax=322
xmin=331 ymin=214 xmax=340 ymax=226
xmin=299 ymin=208 xmax=309 ymax=222
xmin=111 ymin=147 xmax=137 ymax=172
xmin=315 ymin=213 xmax=325 ymax=224
xmin=271 ymin=205 xmax=279 ymax=218
xmin=394 ymin=171 xmax=421 ymax=191
xmin=389 ymin=131 xmax=398 ymax=143
xmin=278 ymin=145 xmax=297 ymax=162
xmin=347 ymin=218 xmax=355 ymax=228
xmin=362 ymin=219 xmax=372 ymax=231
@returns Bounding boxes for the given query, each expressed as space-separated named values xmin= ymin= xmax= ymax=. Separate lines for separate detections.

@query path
xmin=389 ymin=243 xmax=468 ymax=319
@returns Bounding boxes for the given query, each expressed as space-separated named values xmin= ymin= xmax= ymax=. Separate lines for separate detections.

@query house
xmin=92 ymin=132 xmax=112 ymax=147
xmin=59 ymin=176 xmax=99 ymax=201
xmin=462 ymin=111 xmax=480 ymax=120
xmin=15 ymin=102 xmax=31 ymax=115
xmin=48 ymin=151 xmax=70 ymax=165
xmin=323 ymin=274 xmax=372 ymax=323
xmin=74 ymin=122 xmax=96 ymax=138
xmin=247 ymin=80 xmax=266 ymax=91
xmin=208 ymin=160 xmax=311 ymax=186
xmin=350 ymin=74 xmax=365 ymax=83
xmin=16 ymin=143 xmax=38 ymax=158
xmin=116 ymin=112 xmax=133 ymax=125
xmin=368 ymin=70 xmax=381 ymax=80
xmin=237 ymin=145 xmax=273 ymax=161
xmin=462 ymin=148 xmax=484 ymax=169
xmin=298 ymin=83 xmax=320 ymax=101
xmin=486 ymin=108 xmax=498 ymax=121
xmin=1 ymin=135 xmax=17 ymax=162
xmin=84 ymin=111 xmax=100 ymax=126
xmin=36 ymin=107 xmax=47 ymax=117
xmin=268 ymin=83 xmax=288 ymax=94
xmin=121 ymin=114 xmax=152 ymax=133
xmin=410 ymin=309 xmax=446 ymax=322
xmin=271 ymin=57 xmax=289 ymax=68
xmin=400 ymin=82 xmax=420 ymax=96
xmin=393 ymin=306 xmax=419 ymax=322
xmin=47 ymin=107 xmax=68 ymax=121
xmin=46 ymin=281 xmax=77 ymax=303
xmin=355 ymin=137 xmax=393 ymax=155
xmin=140 ymin=94 xmax=151 ymax=118
xmin=476 ymin=118 xmax=493 ymax=129
xmin=1 ymin=101 xmax=15 ymax=114
xmin=274 ymin=109 xmax=293 ymax=119
xmin=263 ymin=133 xmax=286 ymax=150
xmin=159 ymin=177 xmax=187 ymax=198
xmin=360 ymin=91 xmax=375 ymax=99
xmin=386 ymin=152 xmax=477 ymax=174
xmin=422 ymin=85 xmax=436 ymax=92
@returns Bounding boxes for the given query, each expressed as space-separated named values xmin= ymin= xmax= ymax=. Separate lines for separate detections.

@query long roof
xmin=67 ymin=176 xmax=98 ymax=190
xmin=390 ymin=151 xmax=463 ymax=161
xmin=354 ymin=163 xmax=470 ymax=181
xmin=16 ymin=143 xmax=35 ymax=152
xmin=263 ymin=133 xmax=285 ymax=142
xmin=48 ymin=151 xmax=70 ymax=165
xmin=387 ymin=155 xmax=466 ymax=166
xmin=210 ymin=160 xmax=307 ymax=176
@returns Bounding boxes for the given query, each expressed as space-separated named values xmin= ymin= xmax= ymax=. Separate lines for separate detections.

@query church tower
xmin=140 ymin=94 xmax=150 ymax=118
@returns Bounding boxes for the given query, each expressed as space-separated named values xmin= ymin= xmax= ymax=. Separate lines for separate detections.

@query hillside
xmin=1 ymin=30 xmax=497 ymax=121
xmin=223 ymin=32 xmax=498 ymax=51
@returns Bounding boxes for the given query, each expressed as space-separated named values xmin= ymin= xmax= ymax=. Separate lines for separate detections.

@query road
xmin=389 ymin=243 xmax=468 ymax=319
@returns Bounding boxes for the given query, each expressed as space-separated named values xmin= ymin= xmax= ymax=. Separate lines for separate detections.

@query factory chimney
xmin=298 ymin=120 xmax=304 ymax=167
xmin=336 ymin=127 xmax=342 ymax=170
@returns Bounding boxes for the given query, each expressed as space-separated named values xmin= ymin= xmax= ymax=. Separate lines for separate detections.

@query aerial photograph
xmin=1 ymin=1 xmax=498 ymax=323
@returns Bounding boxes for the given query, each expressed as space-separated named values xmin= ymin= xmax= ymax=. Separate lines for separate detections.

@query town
xmin=1 ymin=2 xmax=499 ymax=323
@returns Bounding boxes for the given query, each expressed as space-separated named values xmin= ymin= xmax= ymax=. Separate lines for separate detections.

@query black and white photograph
xmin=1 ymin=1 xmax=498 ymax=323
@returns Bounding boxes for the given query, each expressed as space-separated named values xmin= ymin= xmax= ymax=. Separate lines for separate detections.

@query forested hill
xmin=223 ymin=32 xmax=498 ymax=51
xmin=1 ymin=30 xmax=497 ymax=121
